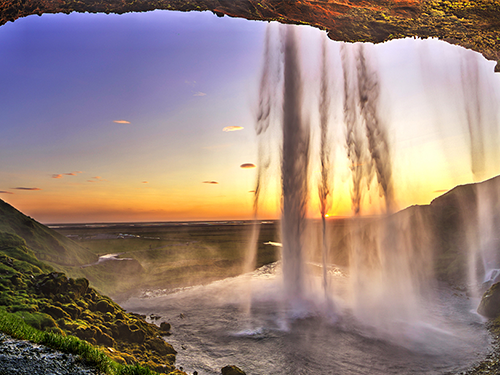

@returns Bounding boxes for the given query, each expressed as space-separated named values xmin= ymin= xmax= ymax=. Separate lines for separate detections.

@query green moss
xmin=13 ymin=311 xmax=57 ymax=330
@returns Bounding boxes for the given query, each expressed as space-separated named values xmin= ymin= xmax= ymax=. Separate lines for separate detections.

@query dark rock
xmin=94 ymin=299 xmax=116 ymax=314
xmin=478 ymin=282 xmax=500 ymax=318
xmin=116 ymin=322 xmax=132 ymax=339
xmin=130 ymin=312 xmax=146 ymax=320
xmin=75 ymin=327 xmax=96 ymax=341
xmin=221 ymin=365 xmax=246 ymax=375
xmin=61 ymin=303 xmax=81 ymax=319
xmin=96 ymin=332 xmax=115 ymax=347
xmin=42 ymin=305 xmax=70 ymax=320
xmin=146 ymin=337 xmax=176 ymax=356
xmin=130 ymin=329 xmax=145 ymax=344
xmin=159 ymin=321 xmax=171 ymax=332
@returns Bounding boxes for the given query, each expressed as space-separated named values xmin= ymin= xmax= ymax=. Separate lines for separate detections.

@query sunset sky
xmin=1 ymin=10 xmax=499 ymax=223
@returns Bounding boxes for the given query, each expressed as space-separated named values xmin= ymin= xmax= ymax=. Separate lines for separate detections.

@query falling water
xmin=122 ymin=22 xmax=500 ymax=375
xmin=251 ymin=23 xmax=500 ymax=341
xmin=318 ymin=35 xmax=331 ymax=297
xmin=280 ymin=26 xmax=310 ymax=302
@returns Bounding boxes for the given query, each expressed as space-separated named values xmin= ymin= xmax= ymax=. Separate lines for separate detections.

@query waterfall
xmin=280 ymin=26 xmax=310 ymax=302
xmin=251 ymin=23 xmax=500 ymax=339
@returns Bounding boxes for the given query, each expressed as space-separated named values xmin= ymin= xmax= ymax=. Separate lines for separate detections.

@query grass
xmin=0 ymin=306 xmax=159 ymax=375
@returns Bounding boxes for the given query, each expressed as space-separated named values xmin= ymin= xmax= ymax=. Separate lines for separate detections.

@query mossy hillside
xmin=0 ymin=199 xmax=97 ymax=266
xmin=0 ymin=307 xmax=187 ymax=375
xmin=0 ymin=236 xmax=184 ymax=374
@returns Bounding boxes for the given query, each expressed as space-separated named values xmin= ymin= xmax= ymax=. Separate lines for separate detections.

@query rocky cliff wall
xmin=1 ymin=0 xmax=499 ymax=71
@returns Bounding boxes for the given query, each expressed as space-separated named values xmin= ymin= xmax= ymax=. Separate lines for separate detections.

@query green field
xmin=50 ymin=222 xmax=280 ymax=299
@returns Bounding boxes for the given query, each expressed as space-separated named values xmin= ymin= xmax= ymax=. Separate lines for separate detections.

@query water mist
xmin=123 ymin=23 xmax=499 ymax=375
xmin=250 ymin=24 xmax=500 ymax=345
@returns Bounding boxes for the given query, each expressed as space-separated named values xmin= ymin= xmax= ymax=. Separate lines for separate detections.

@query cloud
xmin=248 ymin=190 xmax=255 ymax=193
xmin=223 ymin=126 xmax=244 ymax=132
xmin=434 ymin=189 xmax=448 ymax=193
xmin=53 ymin=171 xmax=82 ymax=179
xmin=185 ymin=80 xmax=197 ymax=87
xmin=240 ymin=163 xmax=256 ymax=169
xmin=142 ymin=181 xmax=148 ymax=184
xmin=202 ymin=181 xmax=219 ymax=185
xmin=12 ymin=187 xmax=42 ymax=191
xmin=193 ymin=92 xmax=207 ymax=97
xmin=88 ymin=176 xmax=106 ymax=183
xmin=114 ymin=120 xmax=131 ymax=124
xmin=0 ymin=191 xmax=13 ymax=194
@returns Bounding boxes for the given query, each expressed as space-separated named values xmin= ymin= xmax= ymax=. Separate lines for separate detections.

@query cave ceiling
xmin=1 ymin=0 xmax=499 ymax=70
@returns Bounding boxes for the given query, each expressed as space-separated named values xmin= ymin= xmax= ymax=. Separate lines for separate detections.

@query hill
xmin=428 ymin=174 xmax=500 ymax=283
xmin=0 ymin=199 xmax=97 ymax=266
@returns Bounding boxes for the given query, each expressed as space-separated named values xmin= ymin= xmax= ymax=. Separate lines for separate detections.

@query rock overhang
xmin=1 ymin=0 xmax=499 ymax=71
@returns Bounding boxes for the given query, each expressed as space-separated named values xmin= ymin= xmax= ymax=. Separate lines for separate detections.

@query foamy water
xmin=123 ymin=263 xmax=489 ymax=375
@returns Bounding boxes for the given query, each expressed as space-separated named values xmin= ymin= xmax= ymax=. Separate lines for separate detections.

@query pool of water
xmin=123 ymin=263 xmax=489 ymax=375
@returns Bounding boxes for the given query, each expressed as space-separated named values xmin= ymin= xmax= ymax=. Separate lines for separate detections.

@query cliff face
xmin=0 ymin=0 xmax=499 ymax=71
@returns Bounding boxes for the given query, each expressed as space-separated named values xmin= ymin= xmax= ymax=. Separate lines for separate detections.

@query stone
xmin=146 ymin=337 xmax=177 ymax=356
xmin=221 ymin=365 xmax=246 ymax=375
xmin=130 ymin=329 xmax=145 ymax=344
xmin=159 ymin=321 xmax=171 ymax=332
xmin=478 ymin=282 xmax=500 ymax=318
xmin=96 ymin=332 xmax=115 ymax=347
xmin=94 ymin=299 xmax=116 ymax=314
xmin=42 ymin=305 xmax=70 ymax=320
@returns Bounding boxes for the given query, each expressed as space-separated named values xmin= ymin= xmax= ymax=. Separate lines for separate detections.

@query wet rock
xmin=221 ymin=365 xmax=246 ymax=375
xmin=146 ymin=337 xmax=177 ymax=356
xmin=478 ymin=282 xmax=500 ymax=318
xmin=0 ymin=333 xmax=99 ymax=375
xmin=160 ymin=321 xmax=171 ymax=332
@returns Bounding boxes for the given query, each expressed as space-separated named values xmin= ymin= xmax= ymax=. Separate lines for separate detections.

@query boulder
xmin=130 ymin=329 xmax=145 ymax=344
xmin=478 ymin=282 xmax=500 ymax=318
xmin=61 ymin=303 xmax=82 ymax=319
xmin=42 ymin=305 xmax=71 ymax=320
xmin=94 ymin=299 xmax=116 ymax=314
xmin=221 ymin=365 xmax=246 ymax=375
xmin=160 ymin=321 xmax=171 ymax=332
xmin=146 ymin=337 xmax=177 ymax=356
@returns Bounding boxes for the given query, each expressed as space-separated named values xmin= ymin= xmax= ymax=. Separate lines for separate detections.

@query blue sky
xmin=1 ymin=10 xmax=499 ymax=223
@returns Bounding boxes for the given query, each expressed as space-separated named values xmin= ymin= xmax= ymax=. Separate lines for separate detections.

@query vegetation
xmin=0 ymin=307 xmax=173 ymax=375
xmin=0 ymin=228 xmax=185 ymax=374
xmin=0 ymin=199 xmax=97 ymax=266
xmin=0 ymin=170 xmax=498 ymax=374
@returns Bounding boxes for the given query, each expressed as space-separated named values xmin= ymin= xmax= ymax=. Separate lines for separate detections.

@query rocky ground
xmin=0 ymin=333 xmax=100 ymax=375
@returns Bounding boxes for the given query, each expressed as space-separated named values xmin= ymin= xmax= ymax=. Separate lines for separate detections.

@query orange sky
xmin=1 ymin=12 xmax=499 ymax=224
